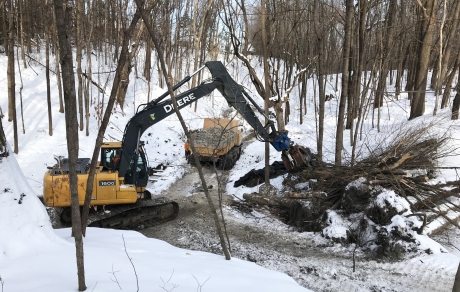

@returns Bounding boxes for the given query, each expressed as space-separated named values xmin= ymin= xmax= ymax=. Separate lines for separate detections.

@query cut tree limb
xmin=243 ymin=193 xmax=296 ymax=208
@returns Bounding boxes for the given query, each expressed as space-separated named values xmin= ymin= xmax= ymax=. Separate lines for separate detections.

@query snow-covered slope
xmin=0 ymin=140 xmax=310 ymax=292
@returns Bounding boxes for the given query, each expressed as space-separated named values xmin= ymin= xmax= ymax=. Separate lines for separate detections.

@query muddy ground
xmin=139 ymin=166 xmax=458 ymax=292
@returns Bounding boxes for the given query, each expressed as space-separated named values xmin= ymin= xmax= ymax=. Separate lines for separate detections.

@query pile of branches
xmin=243 ymin=121 xmax=460 ymax=233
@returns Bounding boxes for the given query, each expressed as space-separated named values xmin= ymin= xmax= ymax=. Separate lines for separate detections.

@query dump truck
xmin=184 ymin=118 xmax=243 ymax=170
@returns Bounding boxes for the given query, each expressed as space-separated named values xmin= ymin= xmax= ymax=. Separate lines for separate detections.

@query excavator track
xmin=86 ymin=197 xmax=179 ymax=230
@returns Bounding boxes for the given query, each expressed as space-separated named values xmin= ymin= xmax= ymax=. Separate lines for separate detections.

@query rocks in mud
xmin=375 ymin=214 xmax=425 ymax=260
xmin=321 ymin=210 xmax=350 ymax=243
xmin=305 ymin=178 xmax=426 ymax=258
xmin=341 ymin=177 xmax=375 ymax=213
xmin=366 ymin=190 xmax=410 ymax=225
xmin=241 ymin=175 xmax=430 ymax=259
xmin=288 ymin=193 xmax=330 ymax=232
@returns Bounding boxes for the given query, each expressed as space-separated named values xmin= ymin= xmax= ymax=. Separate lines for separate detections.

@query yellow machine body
xmin=43 ymin=142 xmax=144 ymax=207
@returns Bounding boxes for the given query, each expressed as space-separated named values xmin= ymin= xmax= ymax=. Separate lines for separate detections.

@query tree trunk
xmin=409 ymin=0 xmax=438 ymax=120
xmin=2 ymin=2 xmax=7 ymax=72
xmin=437 ymin=0 xmax=460 ymax=103
xmin=116 ymin=23 xmax=145 ymax=109
xmin=442 ymin=53 xmax=460 ymax=107
xmin=53 ymin=0 xmax=86 ymax=290
xmin=51 ymin=11 xmax=65 ymax=114
xmin=335 ymin=0 xmax=354 ymax=165
xmin=453 ymin=262 xmax=460 ymax=291
xmin=0 ymin=107 xmax=7 ymax=156
xmin=314 ymin=0 xmax=325 ymax=163
xmin=7 ymin=0 xmax=17 ymax=154
xmin=433 ymin=0 xmax=447 ymax=116
xmin=374 ymin=0 xmax=397 ymax=109
xmin=135 ymin=0 xmax=231 ymax=261
xmin=76 ymin=0 xmax=84 ymax=131
xmin=452 ymin=70 xmax=460 ymax=120
xmin=80 ymin=10 xmax=142 ymax=237
xmin=46 ymin=29 xmax=53 ymax=136
xmin=191 ymin=0 xmax=214 ymax=112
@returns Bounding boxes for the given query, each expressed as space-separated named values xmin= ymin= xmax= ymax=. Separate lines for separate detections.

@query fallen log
xmin=286 ymin=191 xmax=326 ymax=199
xmin=243 ymin=193 xmax=295 ymax=208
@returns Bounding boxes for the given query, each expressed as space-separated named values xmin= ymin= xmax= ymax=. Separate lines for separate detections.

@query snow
xmin=374 ymin=190 xmax=410 ymax=214
xmin=1 ymin=47 xmax=460 ymax=291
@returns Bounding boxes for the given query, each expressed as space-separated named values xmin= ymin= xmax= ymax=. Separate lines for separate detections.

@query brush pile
xmin=241 ymin=124 xmax=460 ymax=259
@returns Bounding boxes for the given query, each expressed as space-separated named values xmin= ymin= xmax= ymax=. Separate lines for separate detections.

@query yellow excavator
xmin=43 ymin=61 xmax=309 ymax=229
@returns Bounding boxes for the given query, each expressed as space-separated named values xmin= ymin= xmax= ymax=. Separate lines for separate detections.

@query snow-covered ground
xmin=1 ymin=47 xmax=460 ymax=291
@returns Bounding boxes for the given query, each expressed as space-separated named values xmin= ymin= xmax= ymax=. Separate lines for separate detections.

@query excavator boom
xmin=119 ymin=61 xmax=298 ymax=183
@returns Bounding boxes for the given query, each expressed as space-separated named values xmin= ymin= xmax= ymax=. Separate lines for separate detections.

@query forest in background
xmin=2 ymin=0 xmax=460 ymax=163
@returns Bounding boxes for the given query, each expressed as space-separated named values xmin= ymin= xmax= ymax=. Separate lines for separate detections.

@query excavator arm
xmin=118 ymin=61 xmax=301 ymax=180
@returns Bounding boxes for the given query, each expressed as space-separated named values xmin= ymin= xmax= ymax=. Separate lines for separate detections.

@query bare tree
xmin=76 ymin=0 xmax=84 ymax=131
xmin=260 ymin=0 xmax=271 ymax=187
xmin=7 ymin=0 xmax=18 ymax=154
xmin=0 ymin=107 xmax=7 ymax=157
xmin=452 ymin=70 xmax=460 ymax=120
xmin=53 ymin=0 xmax=86 ymax=290
xmin=134 ymin=0 xmax=231 ymax=260
xmin=374 ymin=0 xmax=397 ymax=110
xmin=46 ymin=21 xmax=53 ymax=136
xmin=191 ymin=0 xmax=215 ymax=111
xmin=440 ymin=0 xmax=460 ymax=108
xmin=409 ymin=0 xmax=438 ymax=120
xmin=314 ymin=0 xmax=326 ymax=163
xmin=335 ymin=0 xmax=354 ymax=165
xmin=433 ymin=0 xmax=447 ymax=116
xmin=115 ymin=21 xmax=145 ymax=110
xmin=80 ymin=9 xmax=142 ymax=236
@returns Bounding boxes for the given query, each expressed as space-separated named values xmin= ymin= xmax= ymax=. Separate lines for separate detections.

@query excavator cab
xmin=100 ymin=142 xmax=148 ymax=188
xmin=124 ymin=148 xmax=148 ymax=187
xmin=101 ymin=147 xmax=121 ymax=171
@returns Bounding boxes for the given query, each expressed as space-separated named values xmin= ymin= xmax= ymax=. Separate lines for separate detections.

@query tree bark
xmin=7 ymin=0 xmax=17 ymax=154
xmin=261 ymin=0 xmax=271 ymax=187
xmin=115 ymin=22 xmax=145 ymax=109
xmin=437 ymin=0 xmax=460 ymax=104
xmin=335 ymin=0 xmax=354 ymax=165
xmin=374 ymin=0 xmax=397 ymax=109
xmin=53 ymin=0 xmax=86 ymax=290
xmin=0 ymin=107 xmax=7 ymax=156
xmin=409 ymin=0 xmax=438 ymax=120
xmin=76 ymin=0 xmax=84 ymax=131
xmin=452 ymin=79 xmax=460 ymax=120
xmin=314 ymin=0 xmax=325 ymax=163
xmin=452 ymin=262 xmax=460 ymax=292
xmin=46 ymin=28 xmax=53 ymax=136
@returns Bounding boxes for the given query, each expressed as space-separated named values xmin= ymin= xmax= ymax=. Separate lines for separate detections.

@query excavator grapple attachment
xmin=282 ymin=144 xmax=315 ymax=172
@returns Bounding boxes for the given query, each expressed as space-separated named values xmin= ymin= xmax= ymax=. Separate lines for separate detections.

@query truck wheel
xmin=220 ymin=158 xmax=234 ymax=170
xmin=220 ymin=147 xmax=238 ymax=170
